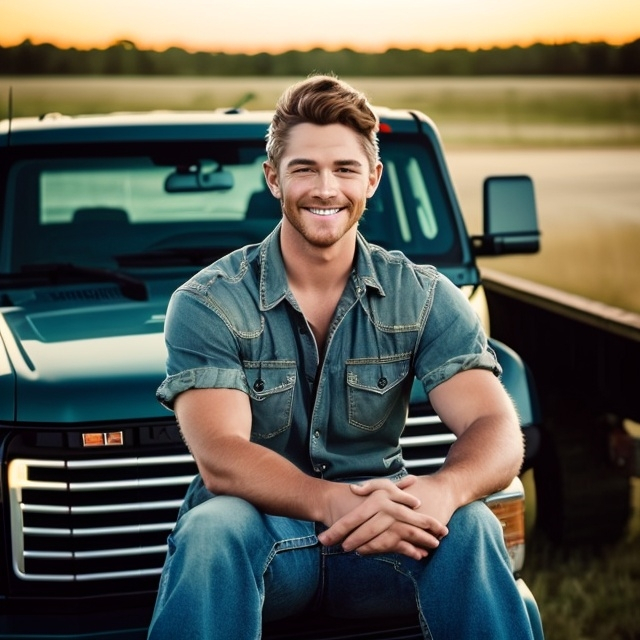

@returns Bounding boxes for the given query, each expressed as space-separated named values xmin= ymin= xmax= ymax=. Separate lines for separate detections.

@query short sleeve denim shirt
xmin=157 ymin=224 xmax=500 ymax=481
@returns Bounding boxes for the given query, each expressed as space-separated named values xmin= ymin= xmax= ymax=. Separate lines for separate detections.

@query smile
xmin=307 ymin=207 xmax=342 ymax=216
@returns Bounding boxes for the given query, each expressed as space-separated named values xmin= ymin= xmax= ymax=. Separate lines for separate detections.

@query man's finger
xmin=341 ymin=513 xmax=445 ymax=553
xmin=349 ymin=479 xmax=421 ymax=509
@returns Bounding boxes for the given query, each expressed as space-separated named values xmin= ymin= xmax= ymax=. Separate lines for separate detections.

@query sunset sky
xmin=1 ymin=0 xmax=639 ymax=54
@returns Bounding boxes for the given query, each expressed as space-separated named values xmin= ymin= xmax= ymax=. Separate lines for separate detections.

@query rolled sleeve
xmin=416 ymin=274 xmax=501 ymax=396
xmin=157 ymin=366 xmax=249 ymax=410
xmin=156 ymin=287 xmax=248 ymax=410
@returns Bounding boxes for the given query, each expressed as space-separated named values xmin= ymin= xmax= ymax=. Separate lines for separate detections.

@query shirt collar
xmin=258 ymin=223 xmax=386 ymax=311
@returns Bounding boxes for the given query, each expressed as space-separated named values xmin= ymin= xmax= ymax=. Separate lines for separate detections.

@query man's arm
xmin=175 ymin=387 xmax=445 ymax=555
xmin=319 ymin=368 xmax=524 ymax=554
xmin=176 ymin=387 xmax=329 ymax=520
xmin=424 ymin=368 xmax=524 ymax=503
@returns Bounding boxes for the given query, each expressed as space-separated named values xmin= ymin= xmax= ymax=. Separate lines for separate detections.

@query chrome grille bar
xmin=68 ymin=475 xmax=196 ymax=491
xmin=401 ymin=433 xmax=456 ymax=447
xmin=25 ymin=544 xmax=168 ymax=560
xmin=404 ymin=457 xmax=447 ymax=470
xmin=23 ymin=499 xmax=185 ymax=515
xmin=23 ymin=522 xmax=176 ymax=537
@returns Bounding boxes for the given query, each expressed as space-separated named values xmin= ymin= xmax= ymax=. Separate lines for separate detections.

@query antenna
xmin=7 ymin=86 xmax=13 ymax=147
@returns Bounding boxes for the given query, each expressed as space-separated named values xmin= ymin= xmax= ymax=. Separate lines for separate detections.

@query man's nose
xmin=313 ymin=170 xmax=339 ymax=198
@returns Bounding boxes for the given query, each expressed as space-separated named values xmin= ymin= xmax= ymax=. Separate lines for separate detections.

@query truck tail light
xmin=485 ymin=479 xmax=527 ymax=573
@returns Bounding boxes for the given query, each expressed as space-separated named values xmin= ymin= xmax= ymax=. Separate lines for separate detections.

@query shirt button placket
xmin=311 ymin=426 xmax=325 ymax=475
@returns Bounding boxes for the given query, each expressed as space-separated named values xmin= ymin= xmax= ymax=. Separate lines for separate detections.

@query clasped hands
xmin=317 ymin=475 xmax=451 ymax=561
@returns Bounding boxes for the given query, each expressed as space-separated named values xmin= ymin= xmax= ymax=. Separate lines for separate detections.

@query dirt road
xmin=445 ymin=148 xmax=640 ymax=313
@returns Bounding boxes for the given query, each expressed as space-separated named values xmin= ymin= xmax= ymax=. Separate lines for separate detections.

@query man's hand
xmin=317 ymin=475 xmax=449 ymax=560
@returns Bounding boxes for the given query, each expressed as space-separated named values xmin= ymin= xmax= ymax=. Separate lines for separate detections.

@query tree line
xmin=1 ymin=38 xmax=639 ymax=76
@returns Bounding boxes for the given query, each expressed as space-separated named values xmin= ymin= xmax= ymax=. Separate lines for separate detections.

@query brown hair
xmin=266 ymin=75 xmax=380 ymax=170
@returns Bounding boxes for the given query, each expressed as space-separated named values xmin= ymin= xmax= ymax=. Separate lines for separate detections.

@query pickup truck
xmin=0 ymin=106 xmax=543 ymax=639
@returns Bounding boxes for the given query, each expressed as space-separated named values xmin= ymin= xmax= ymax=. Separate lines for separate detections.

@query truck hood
xmin=0 ymin=299 xmax=170 ymax=423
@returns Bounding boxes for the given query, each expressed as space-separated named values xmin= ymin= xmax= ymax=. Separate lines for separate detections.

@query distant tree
xmin=1 ymin=39 xmax=639 ymax=77
xmin=618 ymin=38 xmax=640 ymax=74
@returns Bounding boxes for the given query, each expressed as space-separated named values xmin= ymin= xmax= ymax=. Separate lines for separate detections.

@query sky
xmin=1 ymin=0 xmax=639 ymax=54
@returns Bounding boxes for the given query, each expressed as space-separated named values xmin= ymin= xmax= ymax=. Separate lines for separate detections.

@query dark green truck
xmin=0 ymin=106 xmax=543 ymax=639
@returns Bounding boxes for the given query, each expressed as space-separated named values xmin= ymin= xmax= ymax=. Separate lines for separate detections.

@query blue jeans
xmin=148 ymin=482 xmax=537 ymax=640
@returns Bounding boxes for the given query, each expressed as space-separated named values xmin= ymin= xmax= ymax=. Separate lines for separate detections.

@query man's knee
xmin=173 ymin=495 xmax=267 ymax=561
xmin=445 ymin=500 xmax=506 ymax=550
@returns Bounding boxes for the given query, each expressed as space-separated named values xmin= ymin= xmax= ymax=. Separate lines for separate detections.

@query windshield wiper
xmin=14 ymin=263 xmax=148 ymax=301
xmin=116 ymin=246 xmax=232 ymax=268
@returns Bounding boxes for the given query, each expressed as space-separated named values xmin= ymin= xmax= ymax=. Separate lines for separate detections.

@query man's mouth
xmin=307 ymin=207 xmax=343 ymax=217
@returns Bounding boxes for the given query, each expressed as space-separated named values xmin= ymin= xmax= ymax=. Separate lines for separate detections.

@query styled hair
xmin=266 ymin=74 xmax=380 ymax=170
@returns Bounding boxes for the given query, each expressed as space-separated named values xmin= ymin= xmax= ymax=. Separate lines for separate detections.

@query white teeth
xmin=308 ymin=208 xmax=341 ymax=216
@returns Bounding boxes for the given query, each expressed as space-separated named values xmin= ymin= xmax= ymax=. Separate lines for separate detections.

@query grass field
xmin=446 ymin=147 xmax=640 ymax=314
xmin=2 ymin=76 xmax=640 ymax=147
xmin=521 ymin=522 xmax=640 ymax=640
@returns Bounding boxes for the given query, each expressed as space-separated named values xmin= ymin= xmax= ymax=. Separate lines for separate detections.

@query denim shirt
xmin=157 ymin=224 xmax=500 ymax=481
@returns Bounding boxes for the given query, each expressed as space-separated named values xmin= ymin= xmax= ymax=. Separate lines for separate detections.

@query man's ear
xmin=263 ymin=161 xmax=281 ymax=199
xmin=367 ymin=162 xmax=383 ymax=199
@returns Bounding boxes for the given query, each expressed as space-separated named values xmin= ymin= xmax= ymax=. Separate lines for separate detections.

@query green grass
xmin=2 ymin=76 xmax=640 ymax=147
xmin=521 ymin=478 xmax=640 ymax=640
xmin=522 ymin=533 xmax=640 ymax=639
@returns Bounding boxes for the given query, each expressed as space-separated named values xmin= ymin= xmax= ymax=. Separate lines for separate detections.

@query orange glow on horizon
xmin=3 ymin=32 xmax=639 ymax=56
xmin=1 ymin=0 xmax=639 ymax=57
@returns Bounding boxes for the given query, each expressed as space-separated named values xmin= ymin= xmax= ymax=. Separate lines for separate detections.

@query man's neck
xmin=279 ymin=223 xmax=357 ymax=351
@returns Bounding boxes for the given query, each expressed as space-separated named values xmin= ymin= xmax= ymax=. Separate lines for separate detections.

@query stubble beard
xmin=280 ymin=198 xmax=365 ymax=249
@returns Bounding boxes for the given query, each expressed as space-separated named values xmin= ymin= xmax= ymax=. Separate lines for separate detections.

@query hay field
xmin=447 ymin=147 xmax=640 ymax=314
xmin=2 ymin=75 xmax=640 ymax=147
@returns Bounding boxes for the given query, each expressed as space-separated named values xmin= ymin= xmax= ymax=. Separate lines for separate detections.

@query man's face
xmin=264 ymin=123 xmax=382 ymax=249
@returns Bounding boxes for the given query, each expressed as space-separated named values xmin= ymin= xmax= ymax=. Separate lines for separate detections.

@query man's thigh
xmin=262 ymin=517 xmax=322 ymax=621
xmin=320 ymin=550 xmax=419 ymax=619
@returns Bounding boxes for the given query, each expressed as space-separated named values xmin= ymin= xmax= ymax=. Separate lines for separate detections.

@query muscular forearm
xmin=175 ymin=388 xmax=351 ymax=524
xmin=425 ymin=369 xmax=525 ymax=513
xmin=411 ymin=417 xmax=524 ymax=521
xmin=193 ymin=433 xmax=349 ymax=524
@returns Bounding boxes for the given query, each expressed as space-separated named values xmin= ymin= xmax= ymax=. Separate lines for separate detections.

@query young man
xmin=148 ymin=75 xmax=536 ymax=639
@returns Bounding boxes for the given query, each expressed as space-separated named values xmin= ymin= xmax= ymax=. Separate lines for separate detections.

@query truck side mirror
xmin=472 ymin=175 xmax=540 ymax=256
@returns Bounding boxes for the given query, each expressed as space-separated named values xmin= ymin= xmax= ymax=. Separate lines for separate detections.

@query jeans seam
xmin=371 ymin=554 xmax=433 ymax=640
xmin=261 ymin=535 xmax=319 ymax=580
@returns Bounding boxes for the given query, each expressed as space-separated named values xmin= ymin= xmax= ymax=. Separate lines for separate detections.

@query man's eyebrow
xmin=334 ymin=159 xmax=364 ymax=168
xmin=285 ymin=158 xmax=364 ymax=168
xmin=286 ymin=158 xmax=315 ymax=168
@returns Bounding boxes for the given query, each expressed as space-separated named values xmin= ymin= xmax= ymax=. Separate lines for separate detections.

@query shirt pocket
xmin=244 ymin=361 xmax=297 ymax=440
xmin=346 ymin=354 xmax=411 ymax=431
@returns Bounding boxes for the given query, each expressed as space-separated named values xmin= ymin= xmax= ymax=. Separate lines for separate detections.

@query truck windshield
xmin=1 ymin=137 xmax=462 ymax=273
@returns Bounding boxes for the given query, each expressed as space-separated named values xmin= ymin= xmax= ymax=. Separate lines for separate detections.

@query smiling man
xmin=147 ymin=75 xmax=537 ymax=640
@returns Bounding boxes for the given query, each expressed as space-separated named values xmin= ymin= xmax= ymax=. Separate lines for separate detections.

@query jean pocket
xmin=346 ymin=354 xmax=411 ymax=431
xmin=245 ymin=360 xmax=297 ymax=439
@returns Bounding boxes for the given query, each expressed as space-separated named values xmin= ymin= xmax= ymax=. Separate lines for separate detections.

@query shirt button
xmin=377 ymin=377 xmax=388 ymax=389
xmin=253 ymin=379 xmax=265 ymax=392
xmin=314 ymin=430 xmax=321 ymax=439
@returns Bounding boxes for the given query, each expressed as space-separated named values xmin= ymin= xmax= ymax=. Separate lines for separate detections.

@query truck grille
xmin=8 ymin=454 xmax=197 ymax=587
xmin=6 ymin=412 xmax=451 ymax=591
xmin=401 ymin=414 xmax=456 ymax=472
